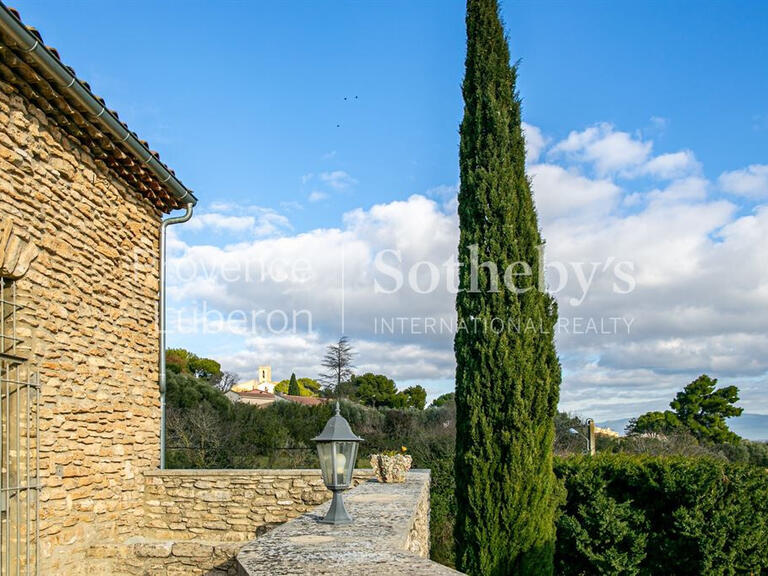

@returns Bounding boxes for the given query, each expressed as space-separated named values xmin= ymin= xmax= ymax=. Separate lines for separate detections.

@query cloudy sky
xmin=20 ymin=1 xmax=768 ymax=420
xmin=164 ymin=121 xmax=768 ymax=421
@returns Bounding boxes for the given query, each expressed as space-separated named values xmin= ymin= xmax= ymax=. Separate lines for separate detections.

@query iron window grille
xmin=0 ymin=278 xmax=39 ymax=576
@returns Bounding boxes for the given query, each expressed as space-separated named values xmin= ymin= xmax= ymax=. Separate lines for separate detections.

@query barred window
xmin=0 ymin=277 xmax=39 ymax=575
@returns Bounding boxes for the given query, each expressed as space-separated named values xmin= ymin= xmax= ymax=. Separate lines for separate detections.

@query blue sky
xmin=18 ymin=1 xmax=767 ymax=218
xmin=16 ymin=1 xmax=768 ymax=421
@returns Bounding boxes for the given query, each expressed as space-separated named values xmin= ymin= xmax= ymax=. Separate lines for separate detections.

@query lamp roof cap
xmin=312 ymin=402 xmax=363 ymax=443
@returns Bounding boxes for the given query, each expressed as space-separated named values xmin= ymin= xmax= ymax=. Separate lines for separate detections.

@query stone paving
xmin=236 ymin=470 xmax=463 ymax=575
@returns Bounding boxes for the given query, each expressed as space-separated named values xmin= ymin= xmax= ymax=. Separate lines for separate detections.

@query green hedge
xmin=554 ymin=455 xmax=768 ymax=576
xmin=165 ymin=377 xmax=768 ymax=573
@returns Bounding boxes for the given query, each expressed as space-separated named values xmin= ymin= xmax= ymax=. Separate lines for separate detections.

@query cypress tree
xmin=288 ymin=372 xmax=300 ymax=396
xmin=454 ymin=1 xmax=563 ymax=574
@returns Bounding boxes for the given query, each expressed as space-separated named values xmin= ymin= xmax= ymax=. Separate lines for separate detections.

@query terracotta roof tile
xmin=281 ymin=394 xmax=329 ymax=407
xmin=0 ymin=4 xmax=193 ymax=213
xmin=239 ymin=390 xmax=276 ymax=399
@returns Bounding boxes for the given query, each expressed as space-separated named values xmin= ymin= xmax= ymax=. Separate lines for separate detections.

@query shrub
xmin=166 ymin=373 xmax=768 ymax=573
xmin=557 ymin=490 xmax=647 ymax=575
xmin=555 ymin=455 xmax=768 ymax=575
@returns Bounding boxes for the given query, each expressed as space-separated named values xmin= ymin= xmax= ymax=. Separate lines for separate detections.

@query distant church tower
xmin=231 ymin=365 xmax=275 ymax=394
xmin=258 ymin=365 xmax=272 ymax=390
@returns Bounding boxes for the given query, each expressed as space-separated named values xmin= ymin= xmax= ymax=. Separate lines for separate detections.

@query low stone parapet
xmin=236 ymin=470 xmax=462 ymax=575
xmin=142 ymin=468 xmax=371 ymax=542
xmin=87 ymin=469 xmax=372 ymax=575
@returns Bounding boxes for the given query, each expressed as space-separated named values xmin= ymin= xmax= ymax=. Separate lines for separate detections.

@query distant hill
xmin=599 ymin=413 xmax=768 ymax=442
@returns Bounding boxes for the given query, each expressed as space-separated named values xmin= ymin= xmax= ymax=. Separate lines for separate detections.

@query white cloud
xmin=426 ymin=184 xmax=458 ymax=200
xmin=169 ymin=124 xmax=768 ymax=418
xmin=551 ymin=123 xmax=700 ymax=181
xmin=281 ymin=200 xmax=303 ymax=211
xmin=209 ymin=201 xmax=237 ymax=212
xmin=718 ymin=164 xmax=768 ymax=198
xmin=184 ymin=208 xmax=291 ymax=237
xmin=168 ymin=194 xmax=459 ymax=383
xmin=185 ymin=213 xmax=256 ymax=233
xmin=646 ymin=177 xmax=709 ymax=205
xmin=319 ymin=170 xmax=357 ymax=190
xmin=522 ymin=122 xmax=548 ymax=164
xmin=551 ymin=123 xmax=652 ymax=175
xmin=650 ymin=116 xmax=668 ymax=131
xmin=302 ymin=170 xmax=358 ymax=201
xmin=601 ymin=333 xmax=768 ymax=377
xmin=529 ymin=164 xmax=620 ymax=222
xmin=640 ymin=150 xmax=701 ymax=180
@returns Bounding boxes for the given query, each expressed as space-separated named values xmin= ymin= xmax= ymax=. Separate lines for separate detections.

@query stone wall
xmin=237 ymin=470 xmax=462 ymax=575
xmin=86 ymin=469 xmax=371 ymax=575
xmin=405 ymin=472 xmax=431 ymax=558
xmin=142 ymin=469 xmax=370 ymax=542
xmin=0 ymin=77 xmax=163 ymax=574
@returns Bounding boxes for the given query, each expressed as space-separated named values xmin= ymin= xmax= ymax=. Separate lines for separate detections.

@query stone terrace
xmin=86 ymin=469 xmax=371 ymax=575
xmin=236 ymin=470 xmax=462 ymax=576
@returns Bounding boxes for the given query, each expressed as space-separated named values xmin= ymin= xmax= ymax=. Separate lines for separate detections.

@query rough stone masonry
xmin=0 ymin=75 xmax=164 ymax=574
xmin=86 ymin=469 xmax=372 ymax=575
xmin=0 ymin=14 xmax=447 ymax=576
xmin=236 ymin=470 xmax=462 ymax=576
xmin=0 ymin=74 xmax=370 ymax=576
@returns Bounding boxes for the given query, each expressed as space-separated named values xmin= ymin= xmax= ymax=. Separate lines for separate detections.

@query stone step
xmin=86 ymin=537 xmax=246 ymax=576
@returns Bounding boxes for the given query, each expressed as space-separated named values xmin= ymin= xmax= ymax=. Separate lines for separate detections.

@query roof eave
xmin=0 ymin=3 xmax=197 ymax=208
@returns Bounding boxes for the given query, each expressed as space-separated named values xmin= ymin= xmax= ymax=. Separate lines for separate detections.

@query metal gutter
xmin=159 ymin=203 xmax=194 ymax=469
xmin=0 ymin=3 xmax=197 ymax=206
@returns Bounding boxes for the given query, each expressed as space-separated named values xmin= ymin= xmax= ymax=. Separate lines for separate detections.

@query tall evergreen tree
xmin=454 ymin=1 xmax=563 ymax=574
xmin=288 ymin=372 xmax=300 ymax=396
xmin=319 ymin=336 xmax=355 ymax=395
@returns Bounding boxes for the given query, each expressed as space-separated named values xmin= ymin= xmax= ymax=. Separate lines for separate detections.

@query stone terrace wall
xmin=0 ymin=77 xmax=163 ymax=575
xmin=86 ymin=469 xmax=372 ymax=575
xmin=142 ymin=469 xmax=370 ymax=542
xmin=237 ymin=470 xmax=462 ymax=576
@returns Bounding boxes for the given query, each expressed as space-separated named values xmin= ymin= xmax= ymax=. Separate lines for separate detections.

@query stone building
xmin=231 ymin=365 xmax=274 ymax=394
xmin=0 ymin=3 xmax=196 ymax=573
xmin=234 ymin=389 xmax=277 ymax=408
xmin=257 ymin=365 xmax=272 ymax=391
xmin=0 ymin=5 xmax=450 ymax=576
xmin=228 ymin=389 xmax=329 ymax=409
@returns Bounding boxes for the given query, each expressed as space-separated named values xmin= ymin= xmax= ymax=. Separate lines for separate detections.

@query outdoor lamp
xmin=569 ymin=419 xmax=594 ymax=454
xmin=312 ymin=402 xmax=363 ymax=525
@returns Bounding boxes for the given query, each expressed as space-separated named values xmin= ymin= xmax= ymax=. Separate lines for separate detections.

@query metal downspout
xmin=159 ymin=202 xmax=194 ymax=469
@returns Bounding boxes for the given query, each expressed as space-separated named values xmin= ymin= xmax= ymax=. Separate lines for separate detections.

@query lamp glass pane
xmin=316 ymin=442 xmax=334 ymax=486
xmin=333 ymin=441 xmax=358 ymax=487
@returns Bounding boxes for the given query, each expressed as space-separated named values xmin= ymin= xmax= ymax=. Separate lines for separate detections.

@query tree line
xmin=167 ymin=337 xmax=428 ymax=410
xmin=164 ymin=360 xmax=768 ymax=572
xmin=319 ymin=336 xmax=428 ymax=409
